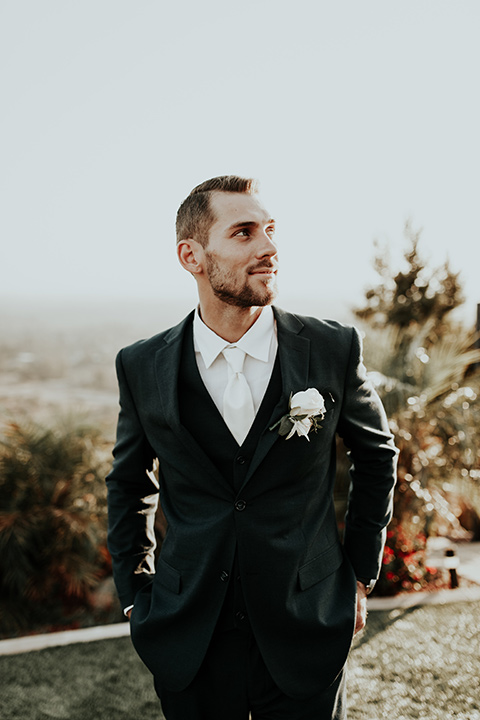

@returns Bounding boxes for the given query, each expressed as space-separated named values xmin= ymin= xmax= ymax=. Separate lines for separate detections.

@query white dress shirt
xmin=193 ymin=305 xmax=278 ymax=418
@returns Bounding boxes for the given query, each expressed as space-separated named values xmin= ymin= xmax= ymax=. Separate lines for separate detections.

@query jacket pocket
xmin=157 ymin=557 xmax=181 ymax=594
xmin=298 ymin=543 xmax=343 ymax=591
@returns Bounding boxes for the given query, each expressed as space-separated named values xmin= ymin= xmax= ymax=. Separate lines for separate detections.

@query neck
xmin=198 ymin=301 xmax=265 ymax=343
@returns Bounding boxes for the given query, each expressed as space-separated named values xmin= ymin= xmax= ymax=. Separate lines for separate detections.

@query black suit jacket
xmin=106 ymin=307 xmax=397 ymax=698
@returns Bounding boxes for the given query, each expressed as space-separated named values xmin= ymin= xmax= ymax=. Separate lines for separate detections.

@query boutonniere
xmin=270 ymin=388 xmax=326 ymax=440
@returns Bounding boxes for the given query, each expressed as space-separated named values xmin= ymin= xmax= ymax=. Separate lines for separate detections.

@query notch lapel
xmin=242 ymin=308 xmax=310 ymax=485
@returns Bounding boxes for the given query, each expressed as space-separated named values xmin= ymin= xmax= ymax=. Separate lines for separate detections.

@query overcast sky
xmin=1 ymin=1 xmax=479 ymax=327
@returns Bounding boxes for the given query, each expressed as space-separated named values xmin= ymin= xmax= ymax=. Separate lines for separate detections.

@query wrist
xmin=356 ymin=578 xmax=376 ymax=595
xmin=123 ymin=604 xmax=134 ymax=618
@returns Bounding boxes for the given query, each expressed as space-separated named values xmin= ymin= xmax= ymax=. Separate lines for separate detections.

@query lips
xmin=249 ymin=263 xmax=278 ymax=275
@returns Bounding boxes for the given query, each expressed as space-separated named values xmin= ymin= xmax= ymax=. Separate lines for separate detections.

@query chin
xmin=212 ymin=277 xmax=278 ymax=308
xmin=253 ymin=288 xmax=277 ymax=307
xmin=261 ymin=283 xmax=278 ymax=305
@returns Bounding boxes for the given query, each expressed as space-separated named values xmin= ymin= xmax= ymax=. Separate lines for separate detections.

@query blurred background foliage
xmin=0 ymin=419 xmax=121 ymax=637
xmin=346 ymin=225 xmax=480 ymax=595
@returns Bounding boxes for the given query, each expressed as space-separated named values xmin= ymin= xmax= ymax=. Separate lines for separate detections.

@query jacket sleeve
xmin=106 ymin=349 xmax=159 ymax=609
xmin=337 ymin=326 xmax=398 ymax=580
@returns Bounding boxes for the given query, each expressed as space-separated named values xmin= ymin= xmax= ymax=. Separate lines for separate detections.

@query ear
xmin=177 ymin=239 xmax=204 ymax=276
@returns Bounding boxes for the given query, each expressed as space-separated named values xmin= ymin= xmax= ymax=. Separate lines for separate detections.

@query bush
xmin=374 ymin=520 xmax=440 ymax=596
xmin=0 ymin=419 xmax=118 ymax=637
xmin=355 ymin=229 xmax=480 ymax=595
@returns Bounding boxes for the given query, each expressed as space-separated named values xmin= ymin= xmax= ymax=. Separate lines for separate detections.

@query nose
xmin=255 ymin=229 xmax=278 ymax=259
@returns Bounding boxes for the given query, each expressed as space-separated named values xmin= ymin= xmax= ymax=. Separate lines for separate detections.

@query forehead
xmin=209 ymin=191 xmax=272 ymax=228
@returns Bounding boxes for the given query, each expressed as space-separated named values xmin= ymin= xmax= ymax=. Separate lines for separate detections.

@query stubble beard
xmin=204 ymin=251 xmax=278 ymax=309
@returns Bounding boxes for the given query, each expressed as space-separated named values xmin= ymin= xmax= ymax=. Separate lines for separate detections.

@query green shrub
xmin=0 ymin=419 xmax=116 ymax=637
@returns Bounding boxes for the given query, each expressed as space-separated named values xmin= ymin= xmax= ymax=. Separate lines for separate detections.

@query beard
xmin=204 ymin=251 xmax=278 ymax=308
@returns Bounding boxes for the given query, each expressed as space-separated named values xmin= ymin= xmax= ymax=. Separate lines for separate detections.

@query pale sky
xmin=1 ymin=1 xmax=479 ymax=326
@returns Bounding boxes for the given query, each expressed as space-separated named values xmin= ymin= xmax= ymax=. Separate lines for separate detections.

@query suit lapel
xmin=243 ymin=307 xmax=310 ymax=485
xmin=154 ymin=312 xmax=231 ymax=494
xmin=153 ymin=314 xmax=188 ymax=433
xmin=154 ymin=307 xmax=311 ymax=493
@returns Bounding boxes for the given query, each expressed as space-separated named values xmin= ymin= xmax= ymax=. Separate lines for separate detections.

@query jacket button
xmin=220 ymin=571 xmax=229 ymax=582
xmin=235 ymin=500 xmax=246 ymax=511
xmin=235 ymin=611 xmax=246 ymax=622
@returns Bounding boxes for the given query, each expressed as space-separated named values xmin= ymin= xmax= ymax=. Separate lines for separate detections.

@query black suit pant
xmin=154 ymin=626 xmax=346 ymax=720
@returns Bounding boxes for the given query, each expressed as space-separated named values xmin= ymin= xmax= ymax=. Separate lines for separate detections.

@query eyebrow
xmin=227 ymin=219 xmax=276 ymax=231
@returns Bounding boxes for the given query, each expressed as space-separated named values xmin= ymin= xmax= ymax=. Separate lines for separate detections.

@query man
xmin=106 ymin=175 xmax=397 ymax=719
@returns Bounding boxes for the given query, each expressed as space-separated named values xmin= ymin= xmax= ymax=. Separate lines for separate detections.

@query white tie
xmin=222 ymin=346 xmax=255 ymax=445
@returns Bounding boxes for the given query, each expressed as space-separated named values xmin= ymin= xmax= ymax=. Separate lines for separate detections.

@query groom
xmin=106 ymin=175 xmax=397 ymax=719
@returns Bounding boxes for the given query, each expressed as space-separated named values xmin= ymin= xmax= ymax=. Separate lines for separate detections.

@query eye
xmin=234 ymin=228 xmax=250 ymax=237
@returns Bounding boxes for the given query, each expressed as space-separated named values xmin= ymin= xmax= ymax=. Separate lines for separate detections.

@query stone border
xmin=0 ymin=621 xmax=130 ymax=656
xmin=368 ymin=584 xmax=480 ymax=611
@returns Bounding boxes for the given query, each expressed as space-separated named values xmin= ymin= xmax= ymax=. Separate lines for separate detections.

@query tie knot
xmin=222 ymin=346 xmax=246 ymax=374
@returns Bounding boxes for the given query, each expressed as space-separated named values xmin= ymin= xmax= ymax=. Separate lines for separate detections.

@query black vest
xmin=178 ymin=321 xmax=282 ymax=630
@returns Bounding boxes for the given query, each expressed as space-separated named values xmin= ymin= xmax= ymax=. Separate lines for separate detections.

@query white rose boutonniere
xmin=270 ymin=388 xmax=326 ymax=440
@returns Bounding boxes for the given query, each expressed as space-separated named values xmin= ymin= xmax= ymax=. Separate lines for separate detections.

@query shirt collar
xmin=193 ymin=306 xmax=275 ymax=369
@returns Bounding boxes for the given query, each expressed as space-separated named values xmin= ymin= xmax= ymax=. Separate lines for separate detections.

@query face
xmin=201 ymin=192 xmax=278 ymax=308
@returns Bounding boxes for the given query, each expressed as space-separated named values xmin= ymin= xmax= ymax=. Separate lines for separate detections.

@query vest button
xmin=236 ymin=456 xmax=246 ymax=465
xmin=220 ymin=570 xmax=229 ymax=582
xmin=235 ymin=500 xmax=247 ymax=511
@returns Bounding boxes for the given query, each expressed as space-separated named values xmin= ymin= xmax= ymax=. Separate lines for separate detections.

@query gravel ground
xmin=348 ymin=600 xmax=480 ymax=719
xmin=0 ymin=600 xmax=479 ymax=719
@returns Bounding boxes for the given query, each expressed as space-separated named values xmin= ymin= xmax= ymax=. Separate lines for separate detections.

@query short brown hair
xmin=175 ymin=175 xmax=259 ymax=246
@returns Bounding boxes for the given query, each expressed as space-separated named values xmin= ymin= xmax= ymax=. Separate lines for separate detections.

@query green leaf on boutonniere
xmin=310 ymin=416 xmax=323 ymax=433
xmin=278 ymin=416 xmax=294 ymax=436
